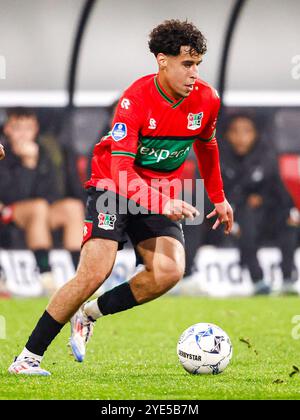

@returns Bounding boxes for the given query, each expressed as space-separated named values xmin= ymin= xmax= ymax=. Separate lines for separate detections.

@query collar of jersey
xmin=154 ymin=76 xmax=185 ymax=109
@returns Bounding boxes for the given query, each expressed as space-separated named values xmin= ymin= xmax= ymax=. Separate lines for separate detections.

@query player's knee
xmin=30 ymin=199 xmax=50 ymax=218
xmin=60 ymin=198 xmax=84 ymax=219
xmin=155 ymin=262 xmax=184 ymax=289
xmin=167 ymin=264 xmax=184 ymax=286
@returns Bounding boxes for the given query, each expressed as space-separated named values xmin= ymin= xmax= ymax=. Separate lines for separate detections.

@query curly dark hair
xmin=149 ymin=19 xmax=207 ymax=57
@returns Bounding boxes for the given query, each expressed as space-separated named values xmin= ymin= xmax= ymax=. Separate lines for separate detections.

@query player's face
xmin=157 ymin=46 xmax=202 ymax=100
xmin=4 ymin=117 xmax=39 ymax=147
xmin=226 ymin=118 xmax=257 ymax=155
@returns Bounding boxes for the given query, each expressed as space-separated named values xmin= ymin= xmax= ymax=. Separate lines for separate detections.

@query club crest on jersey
xmin=98 ymin=213 xmax=116 ymax=230
xmin=187 ymin=112 xmax=204 ymax=130
xmin=111 ymin=122 xmax=127 ymax=141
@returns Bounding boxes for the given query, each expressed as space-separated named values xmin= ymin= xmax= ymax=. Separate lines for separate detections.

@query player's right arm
xmin=109 ymin=95 xmax=198 ymax=219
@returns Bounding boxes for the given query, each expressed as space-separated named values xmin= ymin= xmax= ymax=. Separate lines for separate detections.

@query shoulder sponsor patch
xmin=111 ymin=122 xmax=127 ymax=141
xmin=121 ymin=98 xmax=130 ymax=109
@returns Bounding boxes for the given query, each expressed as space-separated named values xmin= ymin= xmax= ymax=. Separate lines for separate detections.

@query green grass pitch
xmin=1 ymin=296 xmax=300 ymax=400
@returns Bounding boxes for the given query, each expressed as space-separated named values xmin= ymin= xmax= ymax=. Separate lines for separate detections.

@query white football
xmin=177 ymin=323 xmax=233 ymax=375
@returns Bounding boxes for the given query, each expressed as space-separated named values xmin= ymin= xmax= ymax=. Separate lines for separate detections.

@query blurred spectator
xmin=0 ymin=142 xmax=9 ymax=298
xmin=0 ymin=143 xmax=4 ymax=160
xmin=0 ymin=108 xmax=85 ymax=291
xmin=86 ymin=99 xmax=119 ymax=179
xmin=178 ymin=156 xmax=204 ymax=277
xmin=221 ymin=114 xmax=299 ymax=295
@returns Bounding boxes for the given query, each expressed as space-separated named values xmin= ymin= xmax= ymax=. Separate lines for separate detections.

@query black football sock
xmin=25 ymin=311 xmax=64 ymax=357
xmin=97 ymin=282 xmax=139 ymax=315
xmin=34 ymin=249 xmax=51 ymax=273
xmin=70 ymin=251 xmax=81 ymax=270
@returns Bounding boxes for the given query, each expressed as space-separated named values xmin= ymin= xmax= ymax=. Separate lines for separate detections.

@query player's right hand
xmin=163 ymin=199 xmax=199 ymax=222
xmin=0 ymin=144 xmax=5 ymax=160
xmin=206 ymin=199 xmax=234 ymax=235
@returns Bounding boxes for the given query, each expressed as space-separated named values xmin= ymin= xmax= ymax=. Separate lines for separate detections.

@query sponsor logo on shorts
xmin=98 ymin=213 xmax=116 ymax=230
xmin=111 ymin=122 xmax=127 ymax=141
xmin=187 ymin=112 xmax=203 ymax=130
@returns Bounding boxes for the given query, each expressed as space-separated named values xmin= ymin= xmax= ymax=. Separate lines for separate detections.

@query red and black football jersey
xmin=87 ymin=74 xmax=224 ymax=212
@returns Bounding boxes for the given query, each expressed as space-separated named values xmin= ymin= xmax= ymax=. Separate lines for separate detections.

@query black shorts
xmin=82 ymin=187 xmax=184 ymax=251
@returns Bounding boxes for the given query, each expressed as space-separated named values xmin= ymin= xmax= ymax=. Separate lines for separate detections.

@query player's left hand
xmin=206 ymin=199 xmax=234 ymax=235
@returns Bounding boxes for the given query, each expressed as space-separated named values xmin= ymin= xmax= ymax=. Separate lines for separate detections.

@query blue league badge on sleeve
xmin=111 ymin=122 xmax=127 ymax=141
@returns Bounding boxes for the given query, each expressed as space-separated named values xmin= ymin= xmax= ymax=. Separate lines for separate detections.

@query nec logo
xmin=121 ymin=98 xmax=130 ymax=109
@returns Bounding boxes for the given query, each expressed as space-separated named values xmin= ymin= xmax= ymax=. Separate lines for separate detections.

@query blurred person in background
xmin=0 ymin=142 xmax=9 ymax=298
xmin=0 ymin=108 xmax=85 ymax=292
xmin=86 ymin=99 xmax=119 ymax=179
xmin=221 ymin=114 xmax=299 ymax=295
xmin=0 ymin=143 xmax=5 ymax=160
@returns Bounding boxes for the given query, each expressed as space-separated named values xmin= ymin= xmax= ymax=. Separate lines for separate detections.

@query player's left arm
xmin=193 ymin=91 xmax=233 ymax=234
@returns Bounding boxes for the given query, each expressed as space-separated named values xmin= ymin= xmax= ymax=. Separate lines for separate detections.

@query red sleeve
xmin=193 ymin=92 xmax=225 ymax=204
xmin=109 ymin=94 xmax=169 ymax=213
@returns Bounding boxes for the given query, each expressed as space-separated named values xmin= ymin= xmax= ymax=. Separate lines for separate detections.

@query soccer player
xmin=8 ymin=20 xmax=233 ymax=376
xmin=0 ymin=143 xmax=4 ymax=160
